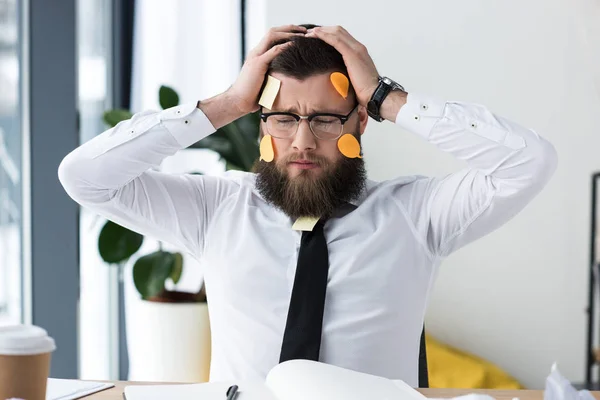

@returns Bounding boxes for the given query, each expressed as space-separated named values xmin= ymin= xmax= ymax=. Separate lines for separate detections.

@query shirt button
xmin=470 ymin=121 xmax=478 ymax=129
xmin=413 ymin=115 xmax=421 ymax=121
xmin=184 ymin=119 xmax=190 ymax=125
xmin=421 ymin=104 xmax=429 ymax=111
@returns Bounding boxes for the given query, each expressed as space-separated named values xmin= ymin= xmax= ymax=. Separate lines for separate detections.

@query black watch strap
xmin=367 ymin=77 xmax=404 ymax=122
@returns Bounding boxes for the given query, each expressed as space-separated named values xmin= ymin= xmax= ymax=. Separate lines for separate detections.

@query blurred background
xmin=1 ymin=0 xmax=599 ymax=390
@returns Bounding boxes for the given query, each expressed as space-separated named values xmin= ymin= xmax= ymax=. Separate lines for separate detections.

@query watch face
xmin=382 ymin=77 xmax=392 ymax=85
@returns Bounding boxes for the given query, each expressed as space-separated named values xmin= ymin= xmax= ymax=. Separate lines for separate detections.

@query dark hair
xmin=268 ymin=24 xmax=354 ymax=97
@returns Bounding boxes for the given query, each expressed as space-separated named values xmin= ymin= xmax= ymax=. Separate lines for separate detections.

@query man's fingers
xmin=250 ymin=31 xmax=304 ymax=58
xmin=258 ymin=41 xmax=293 ymax=64
xmin=271 ymin=24 xmax=308 ymax=33
xmin=305 ymin=26 xmax=355 ymax=53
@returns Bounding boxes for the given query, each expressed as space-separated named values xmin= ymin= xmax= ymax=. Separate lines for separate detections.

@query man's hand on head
xmin=305 ymin=26 xmax=380 ymax=108
xmin=200 ymin=25 xmax=307 ymax=129
xmin=228 ymin=25 xmax=308 ymax=114
xmin=306 ymin=25 xmax=407 ymax=122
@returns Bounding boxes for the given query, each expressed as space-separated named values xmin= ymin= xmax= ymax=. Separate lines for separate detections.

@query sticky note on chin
xmin=338 ymin=134 xmax=362 ymax=158
xmin=258 ymin=75 xmax=281 ymax=109
xmin=330 ymin=72 xmax=349 ymax=99
xmin=292 ymin=216 xmax=320 ymax=231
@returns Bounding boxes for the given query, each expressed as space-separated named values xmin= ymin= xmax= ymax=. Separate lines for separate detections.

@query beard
xmin=254 ymin=140 xmax=367 ymax=219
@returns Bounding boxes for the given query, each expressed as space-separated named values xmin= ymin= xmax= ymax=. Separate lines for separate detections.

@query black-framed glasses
xmin=259 ymin=104 xmax=359 ymax=141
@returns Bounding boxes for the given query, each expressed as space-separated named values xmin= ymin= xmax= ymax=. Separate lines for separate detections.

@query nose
xmin=291 ymin=119 xmax=317 ymax=152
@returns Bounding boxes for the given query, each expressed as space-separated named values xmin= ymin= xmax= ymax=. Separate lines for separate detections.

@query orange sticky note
xmin=259 ymin=135 xmax=275 ymax=162
xmin=292 ymin=216 xmax=320 ymax=231
xmin=337 ymin=134 xmax=362 ymax=158
xmin=258 ymin=75 xmax=281 ymax=109
xmin=330 ymin=72 xmax=349 ymax=99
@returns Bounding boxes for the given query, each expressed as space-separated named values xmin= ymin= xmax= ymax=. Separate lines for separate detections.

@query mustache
xmin=282 ymin=154 xmax=329 ymax=167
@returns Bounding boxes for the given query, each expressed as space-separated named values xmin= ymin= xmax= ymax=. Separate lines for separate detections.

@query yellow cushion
xmin=425 ymin=335 xmax=523 ymax=389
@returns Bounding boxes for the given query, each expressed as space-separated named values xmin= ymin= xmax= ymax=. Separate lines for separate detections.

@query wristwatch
xmin=366 ymin=76 xmax=405 ymax=122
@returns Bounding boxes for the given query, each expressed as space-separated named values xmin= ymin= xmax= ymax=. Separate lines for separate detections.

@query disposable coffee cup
xmin=0 ymin=325 xmax=56 ymax=400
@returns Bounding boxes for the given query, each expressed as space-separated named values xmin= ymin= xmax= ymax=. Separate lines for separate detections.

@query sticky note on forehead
xmin=258 ymin=75 xmax=281 ymax=109
xmin=292 ymin=216 xmax=320 ymax=231
xmin=330 ymin=72 xmax=349 ymax=99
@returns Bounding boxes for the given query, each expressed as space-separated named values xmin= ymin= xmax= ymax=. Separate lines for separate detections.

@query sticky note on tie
xmin=258 ymin=75 xmax=281 ymax=109
xmin=292 ymin=216 xmax=320 ymax=231
xmin=337 ymin=133 xmax=362 ymax=158
xmin=330 ymin=72 xmax=349 ymax=99
xmin=259 ymin=135 xmax=275 ymax=162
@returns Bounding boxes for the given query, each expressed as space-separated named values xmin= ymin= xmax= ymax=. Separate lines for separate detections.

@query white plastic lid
xmin=0 ymin=325 xmax=56 ymax=355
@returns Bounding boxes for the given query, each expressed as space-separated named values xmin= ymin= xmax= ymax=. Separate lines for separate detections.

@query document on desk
xmin=46 ymin=378 xmax=114 ymax=400
xmin=124 ymin=360 xmax=428 ymax=400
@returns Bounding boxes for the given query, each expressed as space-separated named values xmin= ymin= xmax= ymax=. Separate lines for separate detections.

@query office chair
xmin=419 ymin=327 xmax=429 ymax=388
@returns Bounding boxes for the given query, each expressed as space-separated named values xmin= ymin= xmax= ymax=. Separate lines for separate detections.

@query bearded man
xmin=59 ymin=24 xmax=557 ymax=386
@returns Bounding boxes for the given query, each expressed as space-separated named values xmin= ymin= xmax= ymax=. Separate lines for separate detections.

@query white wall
xmin=264 ymin=0 xmax=600 ymax=389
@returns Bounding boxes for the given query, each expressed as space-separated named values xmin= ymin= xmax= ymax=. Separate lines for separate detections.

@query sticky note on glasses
xmin=330 ymin=72 xmax=349 ymax=99
xmin=292 ymin=216 xmax=320 ymax=231
xmin=338 ymin=133 xmax=362 ymax=158
xmin=258 ymin=75 xmax=281 ymax=109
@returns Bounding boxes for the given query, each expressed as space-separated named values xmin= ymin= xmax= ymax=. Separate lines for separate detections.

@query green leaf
xmin=98 ymin=221 xmax=144 ymax=264
xmin=159 ymin=85 xmax=179 ymax=109
xmin=225 ymin=161 xmax=244 ymax=171
xmin=220 ymin=121 xmax=260 ymax=171
xmin=133 ymin=251 xmax=175 ymax=298
xmin=103 ymin=109 xmax=133 ymax=128
xmin=188 ymin=113 xmax=261 ymax=171
xmin=234 ymin=112 xmax=261 ymax=143
xmin=191 ymin=135 xmax=234 ymax=156
xmin=189 ymin=135 xmax=246 ymax=170
xmin=169 ymin=252 xmax=183 ymax=284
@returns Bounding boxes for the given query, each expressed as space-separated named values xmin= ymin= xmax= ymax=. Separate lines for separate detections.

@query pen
xmin=226 ymin=384 xmax=239 ymax=400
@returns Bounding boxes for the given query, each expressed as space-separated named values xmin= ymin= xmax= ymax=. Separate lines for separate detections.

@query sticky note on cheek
xmin=258 ymin=75 xmax=281 ymax=109
xmin=338 ymin=134 xmax=362 ymax=159
xmin=259 ymin=135 xmax=275 ymax=162
xmin=330 ymin=72 xmax=349 ymax=99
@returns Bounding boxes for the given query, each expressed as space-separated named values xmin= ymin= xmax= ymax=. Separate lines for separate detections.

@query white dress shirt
xmin=58 ymin=92 xmax=557 ymax=387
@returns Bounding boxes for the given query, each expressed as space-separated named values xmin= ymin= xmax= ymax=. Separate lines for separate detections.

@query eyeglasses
xmin=259 ymin=104 xmax=358 ymax=141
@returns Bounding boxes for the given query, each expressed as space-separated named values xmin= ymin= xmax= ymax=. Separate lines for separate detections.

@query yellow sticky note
xmin=258 ymin=75 xmax=281 ymax=109
xmin=292 ymin=216 xmax=320 ymax=231
xmin=259 ymin=135 xmax=275 ymax=162
xmin=337 ymin=133 xmax=362 ymax=158
xmin=330 ymin=72 xmax=349 ymax=99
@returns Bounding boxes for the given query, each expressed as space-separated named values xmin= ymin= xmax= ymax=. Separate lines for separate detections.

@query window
xmin=77 ymin=0 xmax=114 ymax=379
xmin=0 ymin=0 xmax=23 ymax=326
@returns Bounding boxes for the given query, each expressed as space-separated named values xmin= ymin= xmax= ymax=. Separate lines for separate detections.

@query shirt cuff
xmin=159 ymin=102 xmax=217 ymax=148
xmin=394 ymin=93 xmax=447 ymax=139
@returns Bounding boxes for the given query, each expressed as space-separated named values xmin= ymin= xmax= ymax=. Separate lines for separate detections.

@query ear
xmin=357 ymin=105 xmax=369 ymax=135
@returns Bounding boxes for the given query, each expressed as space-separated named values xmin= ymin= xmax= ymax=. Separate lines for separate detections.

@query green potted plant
xmin=100 ymin=85 xmax=260 ymax=382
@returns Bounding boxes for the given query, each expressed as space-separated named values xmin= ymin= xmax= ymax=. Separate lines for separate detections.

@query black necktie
xmin=277 ymin=212 xmax=430 ymax=386
xmin=279 ymin=219 xmax=329 ymax=362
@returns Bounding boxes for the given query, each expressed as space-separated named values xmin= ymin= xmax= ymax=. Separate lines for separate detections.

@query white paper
xmin=544 ymin=363 xmax=595 ymax=400
xmin=266 ymin=360 xmax=427 ymax=400
xmin=46 ymin=379 xmax=114 ymax=400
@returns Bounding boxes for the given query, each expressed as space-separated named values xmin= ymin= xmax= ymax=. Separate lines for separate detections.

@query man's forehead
xmin=269 ymin=72 xmax=353 ymax=113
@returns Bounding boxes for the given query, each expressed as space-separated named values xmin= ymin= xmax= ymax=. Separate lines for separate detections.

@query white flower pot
xmin=126 ymin=300 xmax=211 ymax=382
